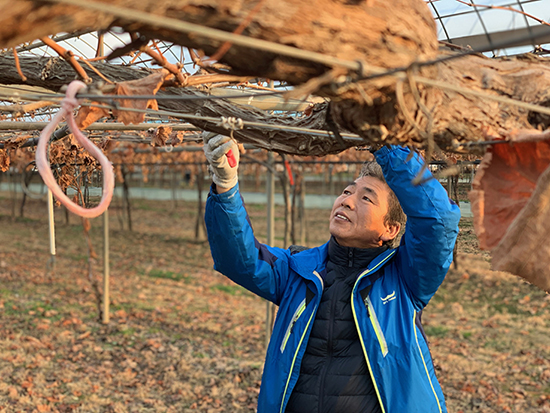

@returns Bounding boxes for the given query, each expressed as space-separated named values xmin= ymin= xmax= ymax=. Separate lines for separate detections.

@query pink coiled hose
xmin=35 ymin=80 xmax=115 ymax=218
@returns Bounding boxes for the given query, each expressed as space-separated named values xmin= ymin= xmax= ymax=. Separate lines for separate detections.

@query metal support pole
xmin=265 ymin=152 xmax=276 ymax=348
xmin=299 ymin=176 xmax=306 ymax=245
xmin=267 ymin=152 xmax=275 ymax=246
xmin=171 ymin=169 xmax=178 ymax=210
xmin=96 ymin=39 xmax=109 ymax=323
xmin=96 ymin=31 xmax=104 ymax=58
xmin=329 ymin=164 xmax=335 ymax=195
xmin=10 ymin=170 xmax=16 ymax=219
xmin=47 ymin=189 xmax=56 ymax=272
xmin=102 ymin=209 xmax=110 ymax=324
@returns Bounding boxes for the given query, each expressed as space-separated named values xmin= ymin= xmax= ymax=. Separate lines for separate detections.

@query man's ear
xmin=381 ymin=222 xmax=401 ymax=243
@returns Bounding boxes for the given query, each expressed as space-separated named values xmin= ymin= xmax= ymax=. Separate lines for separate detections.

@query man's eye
xmin=343 ymin=189 xmax=351 ymax=195
xmin=363 ymin=196 xmax=371 ymax=202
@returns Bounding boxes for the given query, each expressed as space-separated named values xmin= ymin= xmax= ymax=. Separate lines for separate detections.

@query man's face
xmin=329 ymin=176 xmax=399 ymax=249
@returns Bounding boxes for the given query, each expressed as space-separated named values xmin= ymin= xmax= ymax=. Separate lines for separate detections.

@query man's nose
xmin=341 ymin=196 xmax=355 ymax=209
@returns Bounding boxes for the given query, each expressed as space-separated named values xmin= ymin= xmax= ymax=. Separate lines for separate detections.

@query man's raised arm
xmin=375 ymin=146 xmax=461 ymax=308
xmin=203 ymin=134 xmax=291 ymax=305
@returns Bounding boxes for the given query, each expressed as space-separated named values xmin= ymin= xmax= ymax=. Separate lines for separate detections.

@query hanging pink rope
xmin=36 ymin=80 xmax=115 ymax=218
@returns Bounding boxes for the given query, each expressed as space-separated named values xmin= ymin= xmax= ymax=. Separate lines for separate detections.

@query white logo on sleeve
xmin=381 ymin=291 xmax=396 ymax=304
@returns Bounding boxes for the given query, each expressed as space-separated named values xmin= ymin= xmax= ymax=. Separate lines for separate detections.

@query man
xmin=203 ymin=135 xmax=460 ymax=413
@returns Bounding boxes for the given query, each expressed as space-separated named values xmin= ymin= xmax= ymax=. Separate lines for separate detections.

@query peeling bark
xmin=0 ymin=0 xmax=437 ymax=83
xmin=492 ymin=164 xmax=550 ymax=293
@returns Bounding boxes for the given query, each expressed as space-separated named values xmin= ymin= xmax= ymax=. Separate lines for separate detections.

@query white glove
xmin=203 ymin=133 xmax=239 ymax=189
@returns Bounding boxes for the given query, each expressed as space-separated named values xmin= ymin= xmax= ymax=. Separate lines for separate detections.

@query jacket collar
xmin=327 ymin=236 xmax=388 ymax=269
xmin=289 ymin=241 xmax=397 ymax=291
xmin=288 ymin=241 xmax=329 ymax=278
xmin=362 ymin=248 xmax=397 ymax=275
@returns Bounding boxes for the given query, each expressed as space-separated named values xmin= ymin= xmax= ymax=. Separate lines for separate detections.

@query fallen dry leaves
xmin=0 ymin=196 xmax=547 ymax=412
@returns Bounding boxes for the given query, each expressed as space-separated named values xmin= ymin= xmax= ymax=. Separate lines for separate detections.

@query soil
xmin=0 ymin=192 xmax=548 ymax=412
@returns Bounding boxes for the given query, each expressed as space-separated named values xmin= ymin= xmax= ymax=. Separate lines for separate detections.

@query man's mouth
xmin=335 ymin=213 xmax=351 ymax=222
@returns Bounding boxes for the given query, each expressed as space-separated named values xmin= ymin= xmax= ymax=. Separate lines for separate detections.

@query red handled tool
xmin=284 ymin=159 xmax=294 ymax=186
xmin=203 ymin=132 xmax=238 ymax=168
xmin=226 ymin=149 xmax=237 ymax=168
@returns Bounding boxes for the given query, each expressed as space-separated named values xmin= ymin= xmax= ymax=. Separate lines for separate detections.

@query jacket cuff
xmin=374 ymin=144 xmax=399 ymax=162
xmin=208 ymin=182 xmax=241 ymax=204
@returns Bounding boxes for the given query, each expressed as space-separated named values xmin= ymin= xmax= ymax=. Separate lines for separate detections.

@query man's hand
xmin=203 ymin=134 xmax=239 ymax=191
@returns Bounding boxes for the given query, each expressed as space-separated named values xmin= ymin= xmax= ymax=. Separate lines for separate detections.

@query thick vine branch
xmin=1 ymin=1 xmax=550 ymax=155
xmin=0 ymin=55 xmax=341 ymax=155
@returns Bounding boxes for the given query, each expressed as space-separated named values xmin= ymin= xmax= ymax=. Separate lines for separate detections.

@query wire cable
xmin=0 ymin=87 xmax=365 ymax=143
xmin=78 ymin=101 xmax=365 ymax=142
xmin=0 ymin=88 xmax=285 ymax=102
xmin=3 ymin=75 xmax=550 ymax=149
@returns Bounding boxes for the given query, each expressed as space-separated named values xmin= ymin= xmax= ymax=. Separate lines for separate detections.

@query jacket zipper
xmin=280 ymin=299 xmax=307 ymax=353
xmin=317 ymin=273 xmax=341 ymax=411
xmin=413 ymin=310 xmax=443 ymax=413
xmin=279 ymin=306 xmax=317 ymax=413
xmin=350 ymin=250 xmax=396 ymax=413
xmin=279 ymin=271 xmax=324 ymax=413
xmin=352 ymin=278 xmax=387 ymax=413
xmin=365 ymin=296 xmax=389 ymax=357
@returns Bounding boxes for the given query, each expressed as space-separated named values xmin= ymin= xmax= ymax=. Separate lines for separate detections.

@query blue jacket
xmin=205 ymin=146 xmax=461 ymax=413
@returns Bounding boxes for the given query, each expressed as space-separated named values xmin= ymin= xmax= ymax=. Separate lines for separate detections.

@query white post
xmin=265 ymin=152 xmax=276 ymax=348
xmin=96 ymin=37 xmax=110 ymax=323
xmin=102 ymin=208 xmax=110 ymax=324
xmin=47 ymin=189 xmax=56 ymax=272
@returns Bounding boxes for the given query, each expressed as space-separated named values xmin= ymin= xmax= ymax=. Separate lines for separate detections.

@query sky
xmin=429 ymin=0 xmax=550 ymax=54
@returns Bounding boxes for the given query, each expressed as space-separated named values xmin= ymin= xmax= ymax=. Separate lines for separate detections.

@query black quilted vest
xmin=285 ymin=238 xmax=386 ymax=413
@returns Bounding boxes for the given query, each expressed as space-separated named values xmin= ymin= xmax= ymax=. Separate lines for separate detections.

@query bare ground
xmin=0 ymin=192 xmax=548 ymax=412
